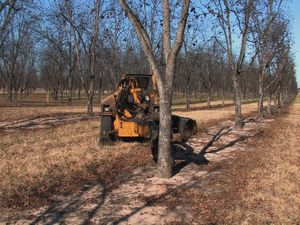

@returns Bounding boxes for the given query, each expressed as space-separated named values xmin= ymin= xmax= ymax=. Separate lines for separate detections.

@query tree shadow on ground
xmin=151 ymin=141 xmax=209 ymax=176
xmin=29 ymin=183 xmax=106 ymax=225
xmin=110 ymin=172 xmax=208 ymax=225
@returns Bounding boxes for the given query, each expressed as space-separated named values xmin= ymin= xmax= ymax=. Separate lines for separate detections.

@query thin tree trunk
xmin=279 ymin=91 xmax=283 ymax=108
xmin=222 ymin=73 xmax=225 ymax=107
xmin=13 ymin=88 xmax=17 ymax=101
xmin=185 ymin=85 xmax=190 ymax=110
xmin=47 ymin=90 xmax=50 ymax=103
xmin=207 ymin=88 xmax=211 ymax=109
xmin=233 ymin=73 xmax=243 ymax=128
xmin=8 ymin=83 xmax=12 ymax=102
xmin=98 ymin=73 xmax=103 ymax=103
xmin=67 ymin=77 xmax=72 ymax=106
xmin=257 ymin=71 xmax=264 ymax=119
xmin=98 ymin=90 xmax=102 ymax=104
xmin=87 ymin=93 xmax=94 ymax=115
xmin=78 ymin=87 xmax=81 ymax=100
xmin=87 ymin=77 xmax=95 ymax=115
xmin=267 ymin=92 xmax=272 ymax=114
xmin=60 ymin=90 xmax=63 ymax=103
xmin=54 ymin=89 xmax=58 ymax=101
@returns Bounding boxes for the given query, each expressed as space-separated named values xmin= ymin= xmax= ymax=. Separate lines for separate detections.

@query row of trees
xmin=0 ymin=1 xmax=39 ymax=101
xmin=0 ymin=1 xmax=297 ymax=107
xmin=0 ymin=0 xmax=298 ymax=177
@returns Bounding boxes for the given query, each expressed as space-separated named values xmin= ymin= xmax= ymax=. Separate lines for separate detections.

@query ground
xmin=0 ymin=96 xmax=299 ymax=224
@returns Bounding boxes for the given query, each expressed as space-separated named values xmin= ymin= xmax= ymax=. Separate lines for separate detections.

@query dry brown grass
xmin=0 ymin=119 xmax=151 ymax=208
xmin=175 ymin=102 xmax=260 ymax=129
xmin=0 ymin=101 xmax=260 ymax=210
xmin=230 ymin=104 xmax=300 ymax=224
xmin=0 ymin=105 xmax=100 ymax=122
xmin=172 ymin=99 xmax=233 ymax=109
xmin=0 ymin=95 xmax=256 ymax=123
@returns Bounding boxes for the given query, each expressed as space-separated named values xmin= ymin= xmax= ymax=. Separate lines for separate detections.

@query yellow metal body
xmin=100 ymin=73 xmax=196 ymax=144
xmin=113 ymin=110 xmax=150 ymax=138
xmin=112 ymin=74 xmax=157 ymax=138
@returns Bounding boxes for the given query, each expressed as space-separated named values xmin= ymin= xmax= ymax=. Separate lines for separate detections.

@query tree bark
xmin=47 ymin=90 xmax=50 ymax=103
xmin=8 ymin=82 xmax=12 ymax=102
xmin=267 ymin=91 xmax=272 ymax=114
xmin=78 ymin=87 xmax=81 ymax=100
xmin=207 ymin=88 xmax=211 ymax=109
xmin=222 ymin=72 xmax=225 ymax=107
xmin=67 ymin=77 xmax=72 ymax=106
xmin=185 ymin=83 xmax=190 ymax=110
xmin=257 ymin=68 xmax=265 ymax=119
xmin=157 ymin=89 xmax=172 ymax=178
xmin=87 ymin=93 xmax=94 ymax=115
xmin=233 ymin=74 xmax=243 ymax=128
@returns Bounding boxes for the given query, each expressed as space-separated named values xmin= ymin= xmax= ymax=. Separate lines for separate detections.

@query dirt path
xmin=2 ymin=110 xmax=280 ymax=224
xmin=0 ymin=113 xmax=98 ymax=132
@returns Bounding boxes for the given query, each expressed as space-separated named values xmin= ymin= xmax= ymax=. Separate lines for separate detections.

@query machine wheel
xmin=149 ymin=122 xmax=159 ymax=147
xmin=101 ymin=115 xmax=113 ymax=132
xmin=99 ymin=115 xmax=114 ymax=145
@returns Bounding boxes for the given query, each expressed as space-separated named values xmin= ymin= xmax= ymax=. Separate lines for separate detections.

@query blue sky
xmin=290 ymin=0 xmax=300 ymax=87
xmin=40 ymin=0 xmax=300 ymax=87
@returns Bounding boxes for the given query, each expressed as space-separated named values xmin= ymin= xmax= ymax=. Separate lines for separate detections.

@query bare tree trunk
xmin=267 ymin=91 xmax=272 ymax=114
xmin=8 ymin=83 xmax=12 ymax=102
xmin=279 ymin=91 xmax=283 ymax=108
xmin=98 ymin=72 xmax=103 ymax=103
xmin=222 ymin=92 xmax=225 ymax=107
xmin=222 ymin=72 xmax=225 ymax=107
xmin=207 ymin=88 xmax=211 ymax=109
xmin=87 ymin=93 xmax=94 ymax=115
xmin=13 ymin=88 xmax=17 ymax=101
xmin=185 ymin=85 xmax=190 ymax=110
xmin=54 ymin=89 xmax=58 ymax=101
xmin=87 ymin=73 xmax=95 ymax=115
xmin=67 ymin=77 xmax=72 ymax=106
xmin=60 ymin=90 xmax=63 ymax=103
xmin=158 ymin=90 xmax=172 ymax=178
xmin=47 ymin=89 xmax=50 ymax=103
xmin=78 ymin=88 xmax=81 ymax=100
xmin=257 ymin=70 xmax=264 ymax=119
xmin=233 ymin=74 xmax=243 ymax=128
xmin=20 ymin=90 xmax=23 ymax=100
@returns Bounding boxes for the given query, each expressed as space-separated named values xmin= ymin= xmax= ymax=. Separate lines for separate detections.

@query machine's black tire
xmin=99 ymin=115 xmax=114 ymax=145
xmin=101 ymin=115 xmax=113 ymax=133
xmin=149 ymin=122 xmax=159 ymax=148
